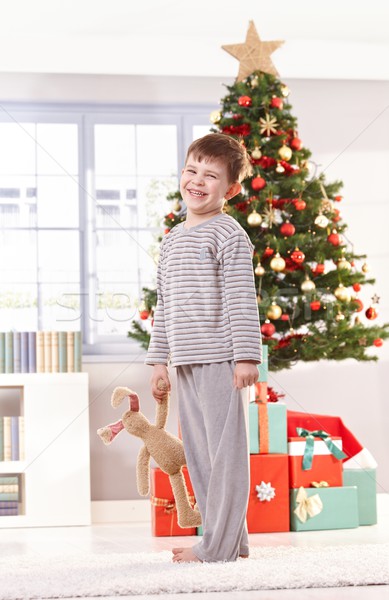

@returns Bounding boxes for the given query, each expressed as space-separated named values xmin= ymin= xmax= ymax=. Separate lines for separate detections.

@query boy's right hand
xmin=151 ymin=365 xmax=171 ymax=403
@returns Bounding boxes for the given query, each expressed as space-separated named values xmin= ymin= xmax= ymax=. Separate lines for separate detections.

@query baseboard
xmin=91 ymin=500 xmax=150 ymax=524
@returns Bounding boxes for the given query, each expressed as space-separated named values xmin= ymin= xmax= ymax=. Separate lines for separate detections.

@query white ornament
xmin=256 ymin=481 xmax=276 ymax=502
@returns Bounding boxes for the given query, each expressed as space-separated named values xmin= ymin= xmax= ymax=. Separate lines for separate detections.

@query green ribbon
xmin=296 ymin=427 xmax=347 ymax=471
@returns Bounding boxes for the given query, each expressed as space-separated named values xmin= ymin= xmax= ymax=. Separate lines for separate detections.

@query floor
xmin=1 ymin=496 xmax=389 ymax=600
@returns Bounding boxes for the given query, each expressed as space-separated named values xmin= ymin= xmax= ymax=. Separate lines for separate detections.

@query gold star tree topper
xmin=222 ymin=21 xmax=284 ymax=82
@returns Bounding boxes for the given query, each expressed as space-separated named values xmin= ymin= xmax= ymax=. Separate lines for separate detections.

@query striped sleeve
xmin=144 ymin=239 xmax=170 ymax=366
xmin=218 ymin=230 xmax=262 ymax=364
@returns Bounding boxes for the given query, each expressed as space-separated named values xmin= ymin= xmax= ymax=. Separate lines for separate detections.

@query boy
xmin=145 ymin=133 xmax=262 ymax=563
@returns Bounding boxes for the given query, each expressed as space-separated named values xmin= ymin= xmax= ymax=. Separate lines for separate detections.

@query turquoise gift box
xmin=258 ymin=344 xmax=268 ymax=382
xmin=290 ymin=486 xmax=359 ymax=531
xmin=249 ymin=402 xmax=287 ymax=454
xmin=343 ymin=468 xmax=377 ymax=525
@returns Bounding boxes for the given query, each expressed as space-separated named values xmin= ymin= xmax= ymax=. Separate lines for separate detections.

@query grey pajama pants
xmin=176 ymin=360 xmax=250 ymax=563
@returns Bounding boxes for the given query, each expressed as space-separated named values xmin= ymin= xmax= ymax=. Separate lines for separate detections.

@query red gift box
xmin=288 ymin=436 xmax=343 ymax=488
xmin=247 ymin=454 xmax=290 ymax=533
xmin=150 ymin=467 xmax=197 ymax=536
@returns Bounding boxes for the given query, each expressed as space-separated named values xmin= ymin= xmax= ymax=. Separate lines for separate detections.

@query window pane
xmin=95 ymin=125 xmax=136 ymax=175
xmin=37 ymin=176 xmax=79 ymax=228
xmin=96 ymin=283 xmax=138 ymax=336
xmin=95 ymin=175 xmax=137 ymax=229
xmin=137 ymin=175 xmax=178 ymax=228
xmin=96 ymin=229 xmax=145 ymax=283
xmin=38 ymin=231 xmax=80 ymax=283
xmin=0 ymin=283 xmax=37 ymax=330
xmin=36 ymin=124 xmax=78 ymax=176
xmin=136 ymin=125 xmax=177 ymax=176
xmin=0 ymin=175 xmax=37 ymax=228
xmin=0 ymin=230 xmax=37 ymax=283
xmin=40 ymin=283 xmax=81 ymax=331
xmin=0 ymin=123 xmax=36 ymax=175
xmin=193 ymin=125 xmax=211 ymax=141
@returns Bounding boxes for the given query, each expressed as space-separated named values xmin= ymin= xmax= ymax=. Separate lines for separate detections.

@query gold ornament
xmin=270 ymin=252 xmax=286 ymax=272
xmin=210 ymin=110 xmax=221 ymax=124
xmin=222 ymin=20 xmax=284 ymax=81
xmin=278 ymin=144 xmax=292 ymax=161
xmin=251 ymin=75 xmax=259 ymax=88
xmin=255 ymin=262 xmax=265 ymax=276
xmin=251 ymin=146 xmax=262 ymax=159
xmin=259 ymin=113 xmax=279 ymax=136
xmin=257 ymin=293 xmax=262 ymax=303
xmin=280 ymin=84 xmax=290 ymax=97
xmin=275 ymin=162 xmax=285 ymax=173
xmin=335 ymin=312 xmax=345 ymax=322
xmin=361 ymin=262 xmax=369 ymax=273
xmin=267 ymin=302 xmax=282 ymax=320
xmin=301 ymin=277 xmax=316 ymax=293
xmin=247 ymin=210 xmax=262 ymax=226
xmin=172 ymin=198 xmax=181 ymax=212
xmin=314 ymin=213 xmax=329 ymax=228
xmin=334 ymin=284 xmax=351 ymax=302
xmin=337 ymin=258 xmax=352 ymax=271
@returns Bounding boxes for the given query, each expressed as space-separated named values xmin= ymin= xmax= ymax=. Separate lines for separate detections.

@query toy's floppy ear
xmin=129 ymin=392 xmax=140 ymax=412
xmin=111 ymin=386 xmax=140 ymax=411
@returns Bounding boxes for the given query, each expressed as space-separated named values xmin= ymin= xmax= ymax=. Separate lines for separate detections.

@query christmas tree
xmin=129 ymin=21 xmax=389 ymax=371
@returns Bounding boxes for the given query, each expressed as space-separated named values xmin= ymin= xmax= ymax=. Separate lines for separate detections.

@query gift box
xmin=258 ymin=345 xmax=268 ymax=382
xmin=150 ymin=467 xmax=197 ymax=536
xmin=249 ymin=402 xmax=287 ymax=454
xmin=247 ymin=454 xmax=289 ymax=533
xmin=343 ymin=468 xmax=377 ymax=525
xmin=290 ymin=485 xmax=359 ymax=531
xmin=288 ymin=430 xmax=345 ymax=488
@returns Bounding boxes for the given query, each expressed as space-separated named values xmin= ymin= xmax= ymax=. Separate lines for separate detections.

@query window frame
xmin=0 ymin=102 xmax=214 ymax=359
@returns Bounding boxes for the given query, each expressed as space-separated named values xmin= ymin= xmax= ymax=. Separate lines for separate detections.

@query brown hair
xmin=185 ymin=133 xmax=253 ymax=183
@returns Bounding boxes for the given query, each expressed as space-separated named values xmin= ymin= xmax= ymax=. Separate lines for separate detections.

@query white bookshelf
xmin=0 ymin=373 xmax=91 ymax=527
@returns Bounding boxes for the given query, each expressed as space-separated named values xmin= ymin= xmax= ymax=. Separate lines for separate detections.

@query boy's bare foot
xmin=172 ymin=547 xmax=202 ymax=563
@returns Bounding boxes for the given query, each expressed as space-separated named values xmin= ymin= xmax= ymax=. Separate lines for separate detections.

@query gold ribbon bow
xmin=294 ymin=486 xmax=323 ymax=523
xmin=311 ymin=481 xmax=329 ymax=488
xmin=150 ymin=495 xmax=196 ymax=535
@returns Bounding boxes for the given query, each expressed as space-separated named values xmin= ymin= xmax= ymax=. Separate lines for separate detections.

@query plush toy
xmin=97 ymin=380 xmax=201 ymax=529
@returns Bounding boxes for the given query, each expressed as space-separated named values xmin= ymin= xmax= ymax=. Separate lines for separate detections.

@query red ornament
xmin=334 ymin=195 xmax=343 ymax=202
xmin=270 ymin=96 xmax=283 ymax=109
xmin=280 ymin=314 xmax=289 ymax=321
xmin=365 ymin=306 xmax=378 ymax=320
xmin=261 ymin=321 xmax=276 ymax=337
xmin=280 ymin=222 xmax=295 ymax=237
xmin=353 ymin=283 xmax=361 ymax=292
xmin=164 ymin=228 xmax=171 ymax=234
xmin=310 ymin=300 xmax=321 ymax=311
xmin=327 ymin=231 xmax=340 ymax=246
xmin=238 ymin=95 xmax=252 ymax=107
xmin=290 ymin=137 xmax=302 ymax=150
xmin=263 ymin=246 xmax=275 ymax=258
xmin=167 ymin=212 xmax=174 ymax=219
xmin=232 ymin=113 xmax=243 ymax=120
xmin=293 ymin=199 xmax=306 ymax=210
xmin=251 ymin=176 xmax=266 ymax=190
xmin=139 ymin=310 xmax=150 ymax=320
xmin=313 ymin=263 xmax=325 ymax=275
xmin=290 ymin=248 xmax=305 ymax=264
xmin=353 ymin=298 xmax=364 ymax=312
xmin=373 ymin=338 xmax=383 ymax=347
xmin=332 ymin=208 xmax=341 ymax=222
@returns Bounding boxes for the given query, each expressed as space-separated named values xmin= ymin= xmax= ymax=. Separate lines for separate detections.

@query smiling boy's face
xmin=180 ymin=154 xmax=241 ymax=221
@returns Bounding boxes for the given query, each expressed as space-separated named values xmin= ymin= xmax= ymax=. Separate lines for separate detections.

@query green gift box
xmin=197 ymin=526 xmax=203 ymax=536
xmin=343 ymin=468 xmax=377 ymax=525
xmin=249 ymin=402 xmax=287 ymax=454
xmin=290 ymin=485 xmax=359 ymax=532
xmin=258 ymin=345 xmax=268 ymax=382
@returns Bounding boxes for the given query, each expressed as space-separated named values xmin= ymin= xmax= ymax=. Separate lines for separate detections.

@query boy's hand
xmin=151 ymin=365 xmax=171 ymax=403
xmin=234 ymin=361 xmax=258 ymax=389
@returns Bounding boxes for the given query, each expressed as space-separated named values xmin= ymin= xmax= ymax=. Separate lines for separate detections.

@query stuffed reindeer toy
xmin=97 ymin=380 xmax=201 ymax=528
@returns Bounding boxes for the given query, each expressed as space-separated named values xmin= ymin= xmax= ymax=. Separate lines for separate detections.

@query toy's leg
xmin=97 ymin=420 xmax=124 ymax=445
xmin=176 ymin=361 xmax=250 ymax=563
xmin=170 ymin=471 xmax=201 ymax=528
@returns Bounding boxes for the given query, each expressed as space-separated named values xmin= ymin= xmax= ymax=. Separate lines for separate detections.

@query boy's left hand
xmin=234 ymin=361 xmax=258 ymax=389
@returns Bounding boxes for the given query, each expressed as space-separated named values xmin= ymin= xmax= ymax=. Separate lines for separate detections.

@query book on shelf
xmin=0 ymin=476 xmax=20 ymax=516
xmin=0 ymin=331 xmax=82 ymax=374
xmin=0 ymin=417 xmax=24 ymax=462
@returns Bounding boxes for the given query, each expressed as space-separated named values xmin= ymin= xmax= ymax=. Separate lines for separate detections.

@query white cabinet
xmin=0 ymin=373 xmax=91 ymax=527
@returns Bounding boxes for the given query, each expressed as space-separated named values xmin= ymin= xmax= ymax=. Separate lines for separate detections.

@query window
xmin=0 ymin=105 xmax=212 ymax=355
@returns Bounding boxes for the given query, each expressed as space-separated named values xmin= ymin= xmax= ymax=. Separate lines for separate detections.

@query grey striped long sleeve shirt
xmin=145 ymin=213 xmax=262 ymax=367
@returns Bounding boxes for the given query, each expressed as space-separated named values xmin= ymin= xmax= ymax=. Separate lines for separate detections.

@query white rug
xmin=1 ymin=544 xmax=389 ymax=599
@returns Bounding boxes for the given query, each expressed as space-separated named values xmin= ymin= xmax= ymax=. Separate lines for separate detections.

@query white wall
xmin=1 ymin=72 xmax=388 ymax=498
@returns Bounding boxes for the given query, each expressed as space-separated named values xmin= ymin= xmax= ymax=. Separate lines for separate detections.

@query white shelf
xmin=0 ymin=372 xmax=91 ymax=527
